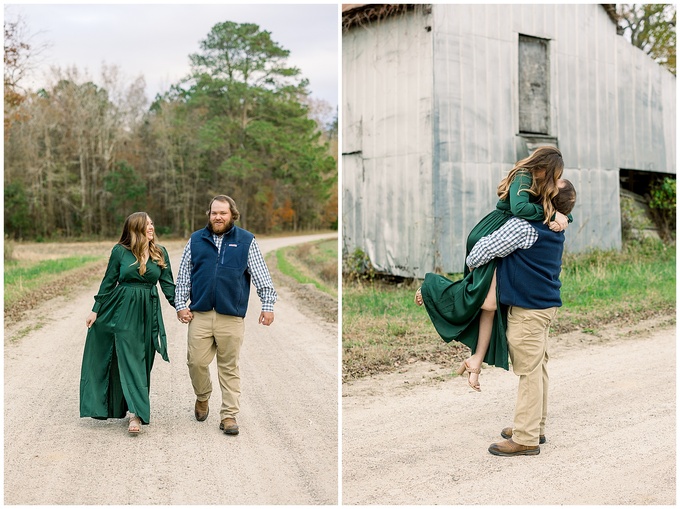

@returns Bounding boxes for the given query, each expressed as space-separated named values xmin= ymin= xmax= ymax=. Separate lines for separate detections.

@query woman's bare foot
xmin=414 ymin=287 xmax=423 ymax=306
xmin=128 ymin=413 xmax=141 ymax=434
xmin=458 ymin=357 xmax=482 ymax=391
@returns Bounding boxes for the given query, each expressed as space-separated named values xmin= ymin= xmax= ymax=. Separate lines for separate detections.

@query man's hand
xmin=259 ymin=311 xmax=274 ymax=326
xmin=549 ymin=211 xmax=569 ymax=232
xmin=177 ymin=309 xmax=193 ymax=324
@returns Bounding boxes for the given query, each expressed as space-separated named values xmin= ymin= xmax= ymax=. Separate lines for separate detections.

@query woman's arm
xmin=508 ymin=171 xmax=545 ymax=221
xmin=158 ymin=246 xmax=176 ymax=308
xmin=510 ymin=172 xmax=574 ymax=227
xmin=91 ymin=245 xmax=123 ymax=313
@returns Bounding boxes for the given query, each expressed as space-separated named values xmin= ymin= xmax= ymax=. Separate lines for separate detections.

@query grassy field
xmin=4 ymin=236 xmax=338 ymax=323
xmin=342 ymin=239 xmax=676 ymax=381
xmin=274 ymin=239 xmax=338 ymax=297
xmin=557 ymin=241 xmax=676 ymax=331
xmin=5 ymin=256 xmax=106 ymax=310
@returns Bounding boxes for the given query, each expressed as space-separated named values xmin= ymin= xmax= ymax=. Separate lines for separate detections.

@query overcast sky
xmin=7 ymin=3 xmax=338 ymax=111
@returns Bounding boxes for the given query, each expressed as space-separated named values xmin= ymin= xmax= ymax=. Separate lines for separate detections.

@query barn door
xmin=519 ymin=34 xmax=550 ymax=135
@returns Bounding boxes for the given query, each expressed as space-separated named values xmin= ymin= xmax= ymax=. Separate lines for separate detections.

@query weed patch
xmin=342 ymin=282 xmax=469 ymax=381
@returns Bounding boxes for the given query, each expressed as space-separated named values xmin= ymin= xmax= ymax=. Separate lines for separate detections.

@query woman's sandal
xmin=128 ymin=414 xmax=141 ymax=434
xmin=414 ymin=287 xmax=424 ymax=306
xmin=456 ymin=359 xmax=481 ymax=392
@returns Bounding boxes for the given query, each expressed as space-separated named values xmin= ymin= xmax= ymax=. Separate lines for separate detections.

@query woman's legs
xmin=465 ymin=269 xmax=497 ymax=388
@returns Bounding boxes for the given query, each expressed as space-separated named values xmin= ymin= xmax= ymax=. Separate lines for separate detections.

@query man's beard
xmin=207 ymin=219 xmax=234 ymax=235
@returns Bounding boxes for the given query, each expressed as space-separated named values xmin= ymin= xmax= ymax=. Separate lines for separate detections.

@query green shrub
xmin=648 ymin=177 xmax=676 ymax=241
xmin=620 ymin=194 xmax=654 ymax=242
xmin=342 ymin=248 xmax=375 ymax=282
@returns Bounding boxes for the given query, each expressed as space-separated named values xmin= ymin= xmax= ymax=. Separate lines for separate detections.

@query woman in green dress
xmin=80 ymin=212 xmax=176 ymax=434
xmin=415 ymin=146 xmax=569 ymax=391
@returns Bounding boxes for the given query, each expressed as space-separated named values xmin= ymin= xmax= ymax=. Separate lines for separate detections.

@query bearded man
xmin=175 ymin=195 xmax=277 ymax=436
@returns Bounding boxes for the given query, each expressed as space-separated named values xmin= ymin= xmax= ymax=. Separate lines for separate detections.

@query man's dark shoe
xmin=194 ymin=399 xmax=209 ymax=422
xmin=488 ymin=438 xmax=540 ymax=456
xmin=501 ymin=426 xmax=546 ymax=444
xmin=220 ymin=417 xmax=239 ymax=435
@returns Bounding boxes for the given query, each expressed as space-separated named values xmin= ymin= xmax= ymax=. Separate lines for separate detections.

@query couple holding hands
xmin=79 ymin=195 xmax=277 ymax=437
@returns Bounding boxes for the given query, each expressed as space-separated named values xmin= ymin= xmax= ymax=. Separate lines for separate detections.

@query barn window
xmin=518 ymin=34 xmax=550 ymax=135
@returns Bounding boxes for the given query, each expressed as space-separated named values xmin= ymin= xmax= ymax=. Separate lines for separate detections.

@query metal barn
xmin=342 ymin=4 xmax=676 ymax=277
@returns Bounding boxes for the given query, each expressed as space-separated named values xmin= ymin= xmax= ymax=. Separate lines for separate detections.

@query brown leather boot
xmin=194 ymin=399 xmax=209 ymax=422
xmin=488 ymin=438 xmax=540 ymax=456
xmin=220 ymin=417 xmax=239 ymax=435
xmin=501 ymin=426 xmax=546 ymax=444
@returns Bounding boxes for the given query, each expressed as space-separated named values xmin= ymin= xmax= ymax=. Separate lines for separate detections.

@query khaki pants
xmin=187 ymin=310 xmax=245 ymax=420
xmin=506 ymin=305 xmax=557 ymax=447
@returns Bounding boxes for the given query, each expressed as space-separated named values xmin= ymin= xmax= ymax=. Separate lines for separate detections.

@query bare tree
xmin=4 ymin=11 xmax=48 ymax=134
xmin=616 ymin=4 xmax=676 ymax=75
xmin=5 ymin=64 xmax=149 ymax=237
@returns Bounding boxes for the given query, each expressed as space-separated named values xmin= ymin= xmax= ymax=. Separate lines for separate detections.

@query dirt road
xmin=4 ymin=233 xmax=338 ymax=505
xmin=342 ymin=317 xmax=676 ymax=505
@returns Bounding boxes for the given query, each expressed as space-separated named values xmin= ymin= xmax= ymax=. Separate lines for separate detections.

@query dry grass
xmin=3 ymin=238 xmax=186 ymax=324
xmin=342 ymin=281 xmax=469 ymax=381
xmin=5 ymin=258 xmax=109 ymax=323
xmin=276 ymin=239 xmax=338 ymax=296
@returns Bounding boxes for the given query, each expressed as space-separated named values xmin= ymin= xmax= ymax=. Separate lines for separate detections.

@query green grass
xmin=342 ymin=281 xmax=461 ymax=379
xmin=5 ymin=256 xmax=104 ymax=308
xmin=275 ymin=239 xmax=338 ymax=297
xmin=342 ymin=239 xmax=676 ymax=380
xmin=557 ymin=240 xmax=676 ymax=331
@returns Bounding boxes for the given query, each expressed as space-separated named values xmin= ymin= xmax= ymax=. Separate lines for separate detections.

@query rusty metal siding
xmin=342 ymin=6 xmax=435 ymax=277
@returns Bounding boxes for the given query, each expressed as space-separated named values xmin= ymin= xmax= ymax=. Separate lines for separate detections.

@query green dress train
xmin=79 ymin=244 xmax=175 ymax=424
xmin=420 ymin=172 xmax=551 ymax=370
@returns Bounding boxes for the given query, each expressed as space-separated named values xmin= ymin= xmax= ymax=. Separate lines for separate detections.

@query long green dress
xmin=79 ymin=244 xmax=175 ymax=424
xmin=420 ymin=172 xmax=550 ymax=370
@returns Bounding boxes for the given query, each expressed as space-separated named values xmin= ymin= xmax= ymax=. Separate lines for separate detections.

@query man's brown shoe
xmin=501 ymin=426 xmax=546 ymax=444
xmin=194 ymin=399 xmax=209 ymax=422
xmin=488 ymin=438 xmax=540 ymax=456
xmin=220 ymin=417 xmax=239 ymax=435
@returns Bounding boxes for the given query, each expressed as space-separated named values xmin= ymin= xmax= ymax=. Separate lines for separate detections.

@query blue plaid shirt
xmin=175 ymin=234 xmax=277 ymax=313
xmin=466 ymin=217 xmax=539 ymax=269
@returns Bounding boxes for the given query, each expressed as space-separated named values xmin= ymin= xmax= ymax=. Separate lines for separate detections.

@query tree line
xmin=4 ymin=20 xmax=338 ymax=240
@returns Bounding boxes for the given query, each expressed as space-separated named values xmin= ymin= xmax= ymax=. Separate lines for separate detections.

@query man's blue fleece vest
xmin=497 ymin=221 xmax=565 ymax=309
xmin=189 ymin=225 xmax=253 ymax=317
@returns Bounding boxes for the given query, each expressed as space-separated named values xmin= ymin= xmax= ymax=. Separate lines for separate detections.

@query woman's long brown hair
xmin=497 ymin=146 xmax=564 ymax=223
xmin=118 ymin=212 xmax=166 ymax=275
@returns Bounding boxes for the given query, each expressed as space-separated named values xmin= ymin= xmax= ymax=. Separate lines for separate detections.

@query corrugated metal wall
xmin=342 ymin=4 xmax=676 ymax=277
xmin=432 ymin=3 xmax=675 ymax=273
xmin=342 ymin=6 xmax=435 ymax=275
xmin=432 ymin=4 xmax=519 ymax=275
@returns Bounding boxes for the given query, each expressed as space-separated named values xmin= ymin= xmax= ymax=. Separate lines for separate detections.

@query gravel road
xmin=4 ymin=233 xmax=338 ymax=505
xmin=342 ymin=318 xmax=676 ymax=505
